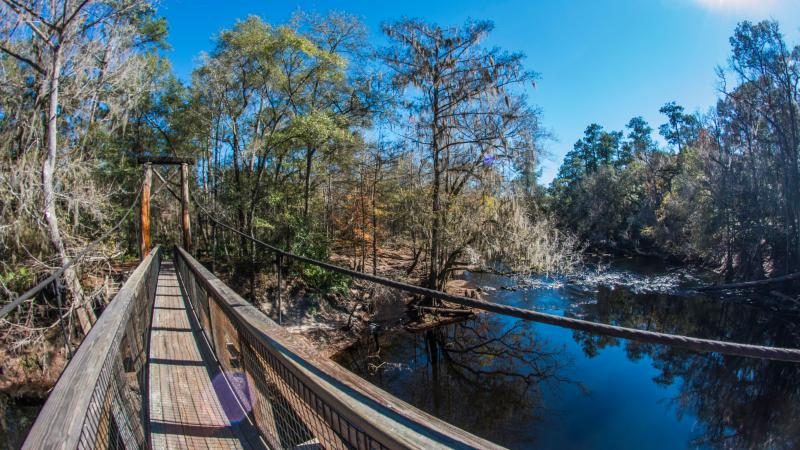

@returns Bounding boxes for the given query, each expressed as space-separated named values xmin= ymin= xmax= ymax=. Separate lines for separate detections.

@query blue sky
xmin=158 ymin=0 xmax=800 ymax=183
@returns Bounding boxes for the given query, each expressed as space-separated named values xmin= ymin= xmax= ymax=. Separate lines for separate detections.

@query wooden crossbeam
xmin=137 ymin=155 xmax=195 ymax=165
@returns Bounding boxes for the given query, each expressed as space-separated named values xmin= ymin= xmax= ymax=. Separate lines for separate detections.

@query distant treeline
xmin=549 ymin=21 xmax=800 ymax=281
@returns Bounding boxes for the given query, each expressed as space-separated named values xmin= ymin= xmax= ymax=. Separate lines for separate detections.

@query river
xmin=0 ymin=395 xmax=41 ymax=450
xmin=333 ymin=257 xmax=800 ymax=449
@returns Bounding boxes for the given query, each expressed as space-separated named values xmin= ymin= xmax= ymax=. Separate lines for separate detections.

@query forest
xmin=1 ymin=1 xmax=799 ymax=444
xmin=552 ymin=21 xmax=800 ymax=282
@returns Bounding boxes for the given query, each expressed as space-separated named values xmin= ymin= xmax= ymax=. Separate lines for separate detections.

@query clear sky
xmin=157 ymin=0 xmax=800 ymax=183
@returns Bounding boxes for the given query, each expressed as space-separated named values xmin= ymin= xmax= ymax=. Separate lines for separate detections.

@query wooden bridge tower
xmin=137 ymin=156 xmax=195 ymax=257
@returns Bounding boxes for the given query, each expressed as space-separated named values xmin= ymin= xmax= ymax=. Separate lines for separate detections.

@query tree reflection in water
xmin=572 ymin=286 xmax=800 ymax=450
xmin=335 ymin=314 xmax=574 ymax=446
xmin=335 ymin=281 xmax=800 ymax=449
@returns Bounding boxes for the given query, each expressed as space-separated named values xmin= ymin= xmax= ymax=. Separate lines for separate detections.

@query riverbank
xmin=215 ymin=243 xmax=491 ymax=357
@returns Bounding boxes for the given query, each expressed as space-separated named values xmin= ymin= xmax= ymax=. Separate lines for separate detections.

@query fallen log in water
xmin=413 ymin=305 xmax=475 ymax=315
xmin=770 ymin=290 xmax=800 ymax=306
xmin=697 ymin=271 xmax=800 ymax=291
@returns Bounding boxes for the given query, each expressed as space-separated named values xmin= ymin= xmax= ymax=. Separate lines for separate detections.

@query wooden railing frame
xmin=174 ymin=246 xmax=502 ymax=450
xmin=23 ymin=246 xmax=162 ymax=449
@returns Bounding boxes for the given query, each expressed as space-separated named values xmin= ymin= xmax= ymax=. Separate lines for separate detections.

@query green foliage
xmin=552 ymin=120 xmax=654 ymax=247
xmin=658 ymin=102 xmax=700 ymax=152
xmin=135 ymin=16 xmax=169 ymax=49
xmin=290 ymin=223 xmax=350 ymax=294
xmin=0 ymin=267 xmax=35 ymax=294
xmin=251 ymin=216 xmax=275 ymax=232
xmin=618 ymin=116 xmax=654 ymax=166
xmin=553 ymin=123 xmax=626 ymax=192
xmin=287 ymin=110 xmax=353 ymax=148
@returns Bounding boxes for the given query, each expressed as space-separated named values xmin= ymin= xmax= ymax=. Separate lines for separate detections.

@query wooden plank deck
xmin=148 ymin=263 xmax=265 ymax=450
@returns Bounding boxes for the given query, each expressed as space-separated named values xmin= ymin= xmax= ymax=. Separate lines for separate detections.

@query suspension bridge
xmin=14 ymin=157 xmax=800 ymax=449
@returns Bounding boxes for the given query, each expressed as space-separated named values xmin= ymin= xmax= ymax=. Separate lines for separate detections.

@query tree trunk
xmin=370 ymin=155 xmax=383 ymax=276
xmin=358 ymin=168 xmax=366 ymax=271
xmin=372 ymin=180 xmax=378 ymax=276
xmin=429 ymin=150 xmax=442 ymax=291
xmin=230 ymin=120 xmax=247 ymax=257
xmin=303 ymin=147 xmax=316 ymax=222
xmin=42 ymin=46 xmax=94 ymax=335
xmin=428 ymin=84 xmax=442 ymax=292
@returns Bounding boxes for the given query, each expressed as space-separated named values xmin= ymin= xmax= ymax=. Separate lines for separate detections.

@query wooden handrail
xmin=175 ymin=246 xmax=502 ymax=450
xmin=23 ymin=247 xmax=162 ymax=449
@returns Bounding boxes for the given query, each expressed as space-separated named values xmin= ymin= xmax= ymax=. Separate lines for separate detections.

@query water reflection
xmin=336 ymin=315 xmax=573 ymax=445
xmin=572 ymin=286 xmax=800 ymax=450
xmin=336 ymin=263 xmax=800 ymax=449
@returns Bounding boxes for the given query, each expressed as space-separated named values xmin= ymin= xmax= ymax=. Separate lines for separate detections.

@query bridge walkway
xmin=148 ymin=263 xmax=264 ymax=450
xmin=31 ymin=237 xmax=796 ymax=450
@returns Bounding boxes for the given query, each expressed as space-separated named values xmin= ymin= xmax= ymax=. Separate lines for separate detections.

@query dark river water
xmin=333 ymin=258 xmax=800 ymax=450
xmin=0 ymin=397 xmax=41 ymax=450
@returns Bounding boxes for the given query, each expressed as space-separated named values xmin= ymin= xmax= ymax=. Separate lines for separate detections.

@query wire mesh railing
xmin=174 ymin=246 xmax=501 ymax=450
xmin=23 ymin=247 xmax=161 ymax=450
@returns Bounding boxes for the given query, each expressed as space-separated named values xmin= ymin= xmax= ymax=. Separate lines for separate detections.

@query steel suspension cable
xmin=194 ymin=201 xmax=800 ymax=363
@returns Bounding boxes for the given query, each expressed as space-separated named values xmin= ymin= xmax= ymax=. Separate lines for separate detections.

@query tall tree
xmin=380 ymin=19 xmax=542 ymax=289
xmin=659 ymin=101 xmax=699 ymax=154
xmin=191 ymin=13 xmax=380 ymax=261
xmin=0 ymin=0 xmax=165 ymax=333
xmin=618 ymin=116 xmax=654 ymax=166
xmin=725 ymin=20 xmax=800 ymax=273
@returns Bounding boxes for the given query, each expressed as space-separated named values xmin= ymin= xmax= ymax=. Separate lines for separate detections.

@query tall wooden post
xmin=181 ymin=162 xmax=192 ymax=252
xmin=140 ymin=163 xmax=152 ymax=259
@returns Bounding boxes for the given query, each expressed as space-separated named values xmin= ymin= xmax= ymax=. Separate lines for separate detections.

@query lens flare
xmin=212 ymin=371 xmax=252 ymax=423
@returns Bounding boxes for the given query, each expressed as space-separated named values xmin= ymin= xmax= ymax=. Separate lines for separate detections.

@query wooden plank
xmin=176 ymin=247 xmax=504 ymax=450
xmin=148 ymin=263 xmax=263 ymax=450
xmin=23 ymin=247 xmax=162 ymax=450
xmin=150 ymin=270 xmax=189 ymax=450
